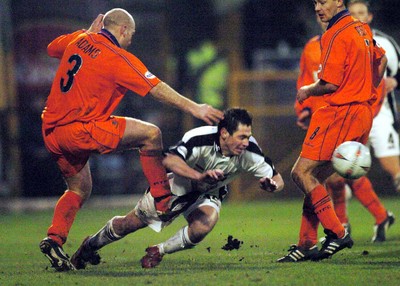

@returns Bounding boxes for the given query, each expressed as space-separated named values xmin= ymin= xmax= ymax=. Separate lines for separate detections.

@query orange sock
xmin=309 ymin=185 xmax=345 ymax=238
xmin=139 ymin=150 xmax=172 ymax=212
xmin=298 ymin=196 xmax=319 ymax=249
xmin=326 ymin=178 xmax=348 ymax=224
xmin=350 ymin=176 xmax=387 ymax=224
xmin=47 ymin=190 xmax=83 ymax=246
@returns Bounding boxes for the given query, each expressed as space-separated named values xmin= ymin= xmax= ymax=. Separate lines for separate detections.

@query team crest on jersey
xmin=145 ymin=71 xmax=156 ymax=79
xmin=355 ymin=25 xmax=367 ymax=36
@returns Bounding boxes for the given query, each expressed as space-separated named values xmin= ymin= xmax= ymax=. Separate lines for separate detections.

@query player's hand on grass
xmin=259 ymin=177 xmax=278 ymax=193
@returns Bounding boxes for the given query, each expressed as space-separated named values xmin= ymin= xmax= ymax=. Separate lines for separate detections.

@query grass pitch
xmin=1 ymin=196 xmax=400 ymax=285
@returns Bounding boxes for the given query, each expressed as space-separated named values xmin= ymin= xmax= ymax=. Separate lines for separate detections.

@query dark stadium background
xmin=0 ymin=0 xmax=399 ymax=204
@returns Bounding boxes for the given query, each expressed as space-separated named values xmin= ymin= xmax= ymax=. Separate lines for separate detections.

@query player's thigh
xmin=118 ymin=117 xmax=161 ymax=150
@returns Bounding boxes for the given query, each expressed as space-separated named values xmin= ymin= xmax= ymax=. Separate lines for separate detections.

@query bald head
xmin=103 ymin=8 xmax=136 ymax=49
xmin=104 ymin=8 xmax=135 ymax=29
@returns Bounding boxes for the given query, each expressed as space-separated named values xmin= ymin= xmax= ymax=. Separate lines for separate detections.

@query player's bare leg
xmin=71 ymin=210 xmax=146 ymax=269
xmin=290 ymin=157 xmax=352 ymax=261
xmin=40 ymin=162 xmax=92 ymax=271
xmin=378 ymin=156 xmax=400 ymax=192
xmin=141 ymin=206 xmax=219 ymax=268
xmin=120 ymin=117 xmax=174 ymax=215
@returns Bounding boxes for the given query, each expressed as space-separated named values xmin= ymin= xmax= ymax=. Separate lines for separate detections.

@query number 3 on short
xmin=60 ymin=54 xmax=82 ymax=93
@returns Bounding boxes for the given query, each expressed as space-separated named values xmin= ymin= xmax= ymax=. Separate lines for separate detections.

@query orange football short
xmin=301 ymin=102 xmax=373 ymax=161
xmin=42 ymin=116 xmax=126 ymax=177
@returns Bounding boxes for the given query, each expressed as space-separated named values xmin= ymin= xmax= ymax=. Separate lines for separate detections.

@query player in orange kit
xmin=289 ymin=14 xmax=394 ymax=263
xmin=39 ymin=8 xmax=223 ymax=271
xmin=278 ymin=0 xmax=387 ymax=262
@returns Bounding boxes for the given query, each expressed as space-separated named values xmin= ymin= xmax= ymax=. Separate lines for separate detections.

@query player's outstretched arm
xmin=163 ymin=153 xmax=204 ymax=181
xmin=163 ymin=153 xmax=224 ymax=183
xmin=150 ymin=82 xmax=224 ymax=125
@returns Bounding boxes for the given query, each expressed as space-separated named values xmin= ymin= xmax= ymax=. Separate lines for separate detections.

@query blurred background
xmin=1 ymin=0 xmax=399 ymax=209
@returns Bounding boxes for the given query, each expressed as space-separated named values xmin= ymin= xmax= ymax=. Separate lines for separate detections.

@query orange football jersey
xmin=319 ymin=12 xmax=385 ymax=106
xmin=42 ymin=29 xmax=161 ymax=130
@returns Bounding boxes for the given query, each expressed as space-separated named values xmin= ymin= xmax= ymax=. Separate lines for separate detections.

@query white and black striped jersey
xmin=166 ymin=126 xmax=277 ymax=197
xmin=374 ymin=29 xmax=400 ymax=127
xmin=374 ymin=29 xmax=400 ymax=80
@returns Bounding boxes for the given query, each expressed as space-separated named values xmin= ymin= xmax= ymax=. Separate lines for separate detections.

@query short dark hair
xmin=218 ymin=108 xmax=252 ymax=135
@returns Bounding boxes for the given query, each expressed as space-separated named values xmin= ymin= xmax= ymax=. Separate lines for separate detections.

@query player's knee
xmin=189 ymin=227 xmax=209 ymax=244
xmin=70 ymin=185 xmax=92 ymax=203
xmin=290 ymin=167 xmax=302 ymax=188
xmin=189 ymin=216 xmax=217 ymax=243
xmin=144 ymin=125 xmax=162 ymax=147
xmin=66 ymin=167 xmax=93 ymax=202
xmin=199 ymin=219 xmax=215 ymax=235
xmin=147 ymin=125 xmax=162 ymax=140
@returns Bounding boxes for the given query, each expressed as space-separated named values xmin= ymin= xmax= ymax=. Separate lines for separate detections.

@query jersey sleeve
xmin=47 ymin=30 xmax=86 ymax=59
xmin=240 ymin=138 xmax=275 ymax=179
xmin=374 ymin=30 xmax=400 ymax=88
xmin=113 ymin=51 xmax=161 ymax=96
xmin=167 ymin=140 xmax=188 ymax=161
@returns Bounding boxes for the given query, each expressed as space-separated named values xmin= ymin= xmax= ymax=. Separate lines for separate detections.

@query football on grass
xmin=331 ymin=141 xmax=371 ymax=179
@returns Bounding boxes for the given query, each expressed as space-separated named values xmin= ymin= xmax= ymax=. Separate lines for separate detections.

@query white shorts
xmin=368 ymin=103 xmax=400 ymax=158
xmin=134 ymin=191 xmax=222 ymax=233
